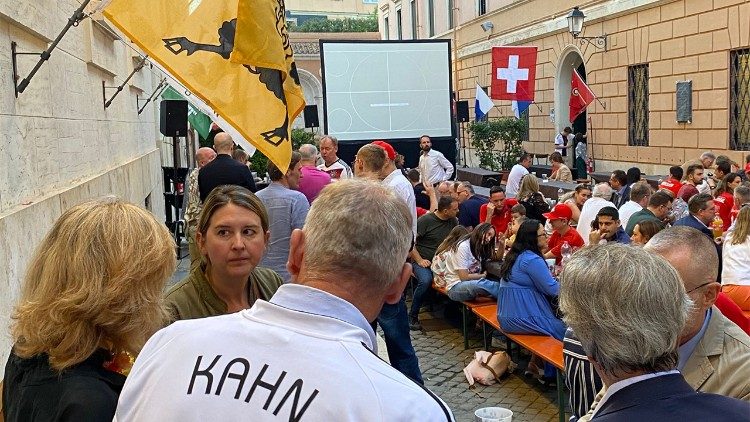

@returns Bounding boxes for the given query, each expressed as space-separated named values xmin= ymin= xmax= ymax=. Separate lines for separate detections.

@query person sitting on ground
xmin=409 ymin=196 xmax=459 ymax=330
xmin=630 ymin=219 xmax=665 ymax=246
xmin=166 ymin=186 xmax=283 ymax=321
xmin=659 ymin=165 xmax=684 ymax=198
xmin=549 ymin=152 xmax=573 ymax=182
xmin=496 ymin=219 xmax=565 ymax=384
xmin=625 ymin=190 xmax=673 ymax=236
xmin=578 ymin=183 xmax=615 ymax=243
xmin=442 ymin=223 xmax=501 ymax=302
xmin=456 ymin=181 xmax=488 ymax=229
xmin=677 ymin=164 xmax=704 ymax=203
xmin=115 ymin=179 xmax=456 ymax=421
xmin=479 ymin=185 xmax=518 ymax=235
xmin=3 ymin=198 xmax=176 ymax=421
xmin=562 ymin=244 xmax=749 ymax=422
xmin=543 ymin=204 xmax=585 ymax=264
xmin=588 ymin=206 xmax=631 ymax=245
xmin=713 ymin=172 xmax=742 ymax=232
xmin=560 ymin=183 xmax=591 ymax=227
xmin=517 ymin=174 xmax=550 ymax=225
xmin=618 ymin=181 xmax=652 ymax=230
xmin=722 ymin=205 xmax=750 ymax=318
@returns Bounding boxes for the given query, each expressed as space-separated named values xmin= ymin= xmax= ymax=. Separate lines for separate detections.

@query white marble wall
xmin=0 ymin=0 xmax=168 ymax=366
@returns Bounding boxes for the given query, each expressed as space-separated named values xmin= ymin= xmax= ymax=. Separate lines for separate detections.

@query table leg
xmin=462 ymin=305 xmax=468 ymax=349
xmin=557 ymin=369 xmax=565 ymax=422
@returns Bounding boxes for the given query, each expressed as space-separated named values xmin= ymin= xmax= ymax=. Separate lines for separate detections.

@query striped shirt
xmin=563 ymin=328 xmax=604 ymax=419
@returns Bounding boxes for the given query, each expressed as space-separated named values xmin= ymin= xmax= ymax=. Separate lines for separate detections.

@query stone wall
xmin=0 ymin=0 xmax=165 ymax=365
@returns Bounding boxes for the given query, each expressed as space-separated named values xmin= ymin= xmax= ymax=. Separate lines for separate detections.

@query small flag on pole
xmin=511 ymin=100 xmax=531 ymax=119
xmin=569 ymin=69 xmax=596 ymax=122
xmin=475 ymin=84 xmax=494 ymax=121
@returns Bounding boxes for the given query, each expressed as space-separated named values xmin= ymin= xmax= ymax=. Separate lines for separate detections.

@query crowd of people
xmin=3 ymin=130 xmax=750 ymax=421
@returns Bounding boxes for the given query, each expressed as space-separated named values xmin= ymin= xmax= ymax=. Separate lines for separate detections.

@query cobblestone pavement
xmin=170 ymin=247 xmax=562 ymax=421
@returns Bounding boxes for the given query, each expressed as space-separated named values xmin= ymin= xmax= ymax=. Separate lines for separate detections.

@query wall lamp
xmin=480 ymin=21 xmax=494 ymax=32
xmin=567 ymin=6 xmax=608 ymax=51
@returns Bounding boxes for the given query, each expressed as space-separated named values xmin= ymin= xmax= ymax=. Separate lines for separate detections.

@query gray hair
xmin=734 ymin=185 xmax=750 ymax=205
xmin=560 ymin=244 xmax=691 ymax=377
xmin=629 ymin=181 xmax=652 ymax=202
xmin=592 ymin=183 xmax=613 ymax=199
xmin=298 ymin=144 xmax=318 ymax=160
xmin=319 ymin=134 xmax=338 ymax=147
xmin=700 ymin=151 xmax=716 ymax=160
xmin=644 ymin=226 xmax=719 ymax=286
xmin=459 ymin=181 xmax=474 ymax=194
xmin=303 ymin=179 xmax=412 ymax=290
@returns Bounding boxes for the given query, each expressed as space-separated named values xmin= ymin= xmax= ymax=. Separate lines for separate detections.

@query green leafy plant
xmin=290 ymin=13 xmax=378 ymax=33
xmin=467 ymin=117 xmax=526 ymax=171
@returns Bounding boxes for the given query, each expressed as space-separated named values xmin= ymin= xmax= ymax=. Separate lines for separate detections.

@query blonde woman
xmin=517 ymin=174 xmax=551 ymax=225
xmin=3 ymin=197 xmax=176 ymax=421
xmin=165 ymin=185 xmax=283 ymax=320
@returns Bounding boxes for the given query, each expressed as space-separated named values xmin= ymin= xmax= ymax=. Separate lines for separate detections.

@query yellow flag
xmin=102 ymin=0 xmax=305 ymax=171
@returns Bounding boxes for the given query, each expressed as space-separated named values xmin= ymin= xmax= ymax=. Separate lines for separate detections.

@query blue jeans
xmin=447 ymin=279 xmax=500 ymax=302
xmin=409 ymin=263 xmax=433 ymax=319
xmin=374 ymin=295 xmax=424 ymax=384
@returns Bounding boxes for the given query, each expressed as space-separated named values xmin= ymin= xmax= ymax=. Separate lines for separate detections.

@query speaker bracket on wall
xmin=136 ymin=77 xmax=168 ymax=115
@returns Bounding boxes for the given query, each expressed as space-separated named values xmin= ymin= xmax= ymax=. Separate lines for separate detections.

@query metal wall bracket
xmin=11 ymin=0 xmax=91 ymax=97
xmin=573 ymin=34 xmax=608 ymax=52
xmin=102 ymin=55 xmax=148 ymax=109
xmin=136 ymin=78 xmax=167 ymax=115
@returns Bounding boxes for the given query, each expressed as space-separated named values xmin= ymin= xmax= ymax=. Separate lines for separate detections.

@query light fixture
xmin=566 ymin=6 xmax=608 ymax=51
xmin=480 ymin=21 xmax=494 ymax=32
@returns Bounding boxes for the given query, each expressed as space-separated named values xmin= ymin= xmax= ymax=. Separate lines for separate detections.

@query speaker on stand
xmin=456 ymin=100 xmax=470 ymax=167
xmin=160 ymin=99 xmax=189 ymax=251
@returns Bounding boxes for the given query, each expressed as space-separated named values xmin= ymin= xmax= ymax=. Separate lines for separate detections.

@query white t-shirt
xmin=115 ymin=284 xmax=454 ymax=422
xmin=554 ymin=133 xmax=574 ymax=155
xmin=579 ymin=197 xmax=616 ymax=245
xmin=722 ymin=232 xmax=750 ymax=286
xmin=505 ymin=164 xmax=529 ymax=198
xmin=445 ymin=240 xmax=480 ymax=291
xmin=318 ymin=158 xmax=353 ymax=181
xmin=383 ymin=168 xmax=417 ymax=237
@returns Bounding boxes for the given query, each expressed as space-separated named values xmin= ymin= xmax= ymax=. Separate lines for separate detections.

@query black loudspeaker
xmin=304 ymin=105 xmax=319 ymax=128
xmin=160 ymin=99 xmax=188 ymax=137
xmin=456 ymin=100 xmax=470 ymax=123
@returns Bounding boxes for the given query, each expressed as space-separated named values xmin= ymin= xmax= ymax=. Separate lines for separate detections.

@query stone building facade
xmin=0 ymin=1 xmax=166 ymax=364
xmin=379 ymin=0 xmax=750 ymax=174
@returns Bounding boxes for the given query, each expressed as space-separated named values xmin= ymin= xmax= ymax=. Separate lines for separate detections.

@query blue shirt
xmin=678 ymin=308 xmax=712 ymax=371
xmin=612 ymin=227 xmax=631 ymax=244
xmin=458 ymin=195 xmax=488 ymax=228
xmin=256 ymin=182 xmax=310 ymax=282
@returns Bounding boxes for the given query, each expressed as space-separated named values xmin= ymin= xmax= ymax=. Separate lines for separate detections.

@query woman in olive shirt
xmin=165 ymin=185 xmax=283 ymax=320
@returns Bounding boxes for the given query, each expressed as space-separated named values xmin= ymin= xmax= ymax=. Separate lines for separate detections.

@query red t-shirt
xmin=416 ymin=207 xmax=428 ymax=218
xmin=659 ymin=178 xmax=683 ymax=197
xmin=479 ymin=199 xmax=518 ymax=234
xmin=744 ymin=162 xmax=750 ymax=177
xmin=713 ymin=192 xmax=733 ymax=231
xmin=548 ymin=227 xmax=585 ymax=264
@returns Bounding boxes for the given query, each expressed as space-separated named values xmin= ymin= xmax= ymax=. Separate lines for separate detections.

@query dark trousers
xmin=373 ymin=295 xmax=424 ymax=384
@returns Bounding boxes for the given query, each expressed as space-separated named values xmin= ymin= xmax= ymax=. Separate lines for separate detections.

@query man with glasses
xmin=625 ymin=190 xmax=673 ymax=236
xmin=644 ymin=227 xmax=750 ymax=400
xmin=456 ymin=182 xmax=487 ymax=229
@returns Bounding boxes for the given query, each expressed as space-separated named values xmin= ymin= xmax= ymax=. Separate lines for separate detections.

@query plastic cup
xmin=475 ymin=407 xmax=513 ymax=422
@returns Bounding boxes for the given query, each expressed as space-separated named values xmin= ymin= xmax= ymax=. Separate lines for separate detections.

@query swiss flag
xmin=570 ymin=69 xmax=596 ymax=121
xmin=491 ymin=46 xmax=537 ymax=101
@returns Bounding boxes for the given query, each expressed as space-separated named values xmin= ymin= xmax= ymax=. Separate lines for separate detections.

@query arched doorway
xmin=293 ymin=68 xmax=324 ymax=130
xmin=554 ymin=46 xmax=587 ymax=176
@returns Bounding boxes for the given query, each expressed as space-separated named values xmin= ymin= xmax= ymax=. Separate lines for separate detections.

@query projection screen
xmin=320 ymin=40 xmax=453 ymax=142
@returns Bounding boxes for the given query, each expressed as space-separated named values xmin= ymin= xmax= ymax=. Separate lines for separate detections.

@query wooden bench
xmin=431 ymin=283 xmax=494 ymax=349
xmin=472 ymin=304 xmax=567 ymax=422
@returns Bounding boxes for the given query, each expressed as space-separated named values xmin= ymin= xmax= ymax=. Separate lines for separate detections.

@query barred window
xmin=428 ymin=0 xmax=435 ymax=36
xmin=730 ymin=48 xmax=750 ymax=150
xmin=628 ymin=64 xmax=649 ymax=146
xmin=478 ymin=0 xmax=487 ymax=16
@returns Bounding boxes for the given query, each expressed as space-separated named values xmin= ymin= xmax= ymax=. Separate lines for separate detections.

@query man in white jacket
xmin=578 ymin=183 xmax=616 ymax=244
xmin=114 ymin=179 xmax=454 ymax=422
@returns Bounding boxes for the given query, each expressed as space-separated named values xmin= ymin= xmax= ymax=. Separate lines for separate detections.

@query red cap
xmin=371 ymin=140 xmax=397 ymax=160
xmin=543 ymin=203 xmax=573 ymax=221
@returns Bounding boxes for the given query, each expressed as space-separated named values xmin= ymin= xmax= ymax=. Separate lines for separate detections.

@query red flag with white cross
xmin=569 ymin=68 xmax=596 ymax=121
xmin=491 ymin=46 xmax=537 ymax=101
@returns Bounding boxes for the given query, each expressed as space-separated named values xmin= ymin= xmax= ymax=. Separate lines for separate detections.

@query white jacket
xmin=115 ymin=284 xmax=454 ymax=422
